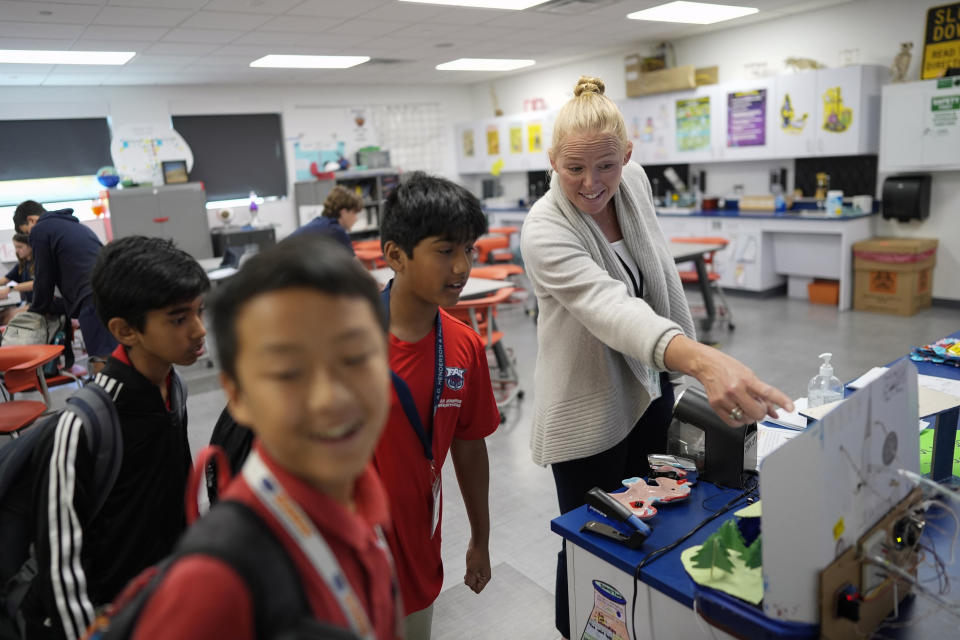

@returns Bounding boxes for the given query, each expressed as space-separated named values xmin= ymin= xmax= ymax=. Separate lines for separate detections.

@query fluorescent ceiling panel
xmin=627 ymin=1 xmax=758 ymax=25
xmin=249 ymin=55 xmax=370 ymax=69
xmin=436 ymin=58 xmax=535 ymax=71
xmin=400 ymin=0 xmax=550 ymax=9
xmin=0 ymin=50 xmax=135 ymax=65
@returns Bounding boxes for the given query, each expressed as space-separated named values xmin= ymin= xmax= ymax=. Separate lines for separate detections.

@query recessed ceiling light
xmin=436 ymin=58 xmax=535 ymax=71
xmin=0 ymin=50 xmax=135 ymax=65
xmin=400 ymin=0 xmax=550 ymax=9
xmin=249 ymin=55 xmax=370 ymax=69
xmin=627 ymin=1 xmax=758 ymax=25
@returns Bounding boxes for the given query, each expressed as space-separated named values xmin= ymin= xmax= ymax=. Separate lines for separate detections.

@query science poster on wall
xmin=528 ymin=122 xmax=543 ymax=152
xmin=676 ymin=96 xmax=711 ymax=152
xmin=486 ymin=125 xmax=500 ymax=155
xmin=727 ymin=89 xmax=766 ymax=147
xmin=463 ymin=129 xmax=475 ymax=157
xmin=509 ymin=124 xmax=523 ymax=153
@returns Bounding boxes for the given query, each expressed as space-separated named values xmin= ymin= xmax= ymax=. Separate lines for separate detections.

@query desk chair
xmin=445 ymin=288 xmax=523 ymax=420
xmin=352 ymin=240 xmax=386 ymax=270
xmin=475 ymin=235 xmax=515 ymax=264
xmin=671 ymin=236 xmax=735 ymax=330
xmin=0 ymin=345 xmax=64 ymax=439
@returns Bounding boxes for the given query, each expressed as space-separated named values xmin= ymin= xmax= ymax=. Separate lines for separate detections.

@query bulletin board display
xmin=110 ymin=122 xmax=193 ymax=186
xmin=454 ymin=110 xmax=554 ymax=175
xmin=288 ymin=102 xmax=447 ymax=179
xmin=922 ymin=2 xmax=960 ymax=79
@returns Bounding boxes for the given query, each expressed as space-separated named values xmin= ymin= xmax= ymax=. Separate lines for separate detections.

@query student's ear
xmin=338 ymin=208 xmax=349 ymax=219
xmin=107 ymin=317 xmax=140 ymax=347
xmin=220 ymin=372 xmax=254 ymax=427
xmin=382 ymin=240 xmax=408 ymax=273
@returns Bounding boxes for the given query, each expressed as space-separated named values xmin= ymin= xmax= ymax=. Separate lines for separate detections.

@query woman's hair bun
xmin=573 ymin=76 xmax=605 ymax=97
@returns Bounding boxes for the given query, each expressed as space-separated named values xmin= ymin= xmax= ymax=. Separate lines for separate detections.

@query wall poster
xmin=676 ymin=96 xmax=711 ymax=152
xmin=727 ymin=89 xmax=767 ymax=147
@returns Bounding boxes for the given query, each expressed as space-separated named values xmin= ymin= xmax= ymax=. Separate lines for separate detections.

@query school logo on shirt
xmin=445 ymin=367 xmax=466 ymax=391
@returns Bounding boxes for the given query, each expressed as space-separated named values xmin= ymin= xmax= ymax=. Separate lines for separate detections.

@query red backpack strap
xmin=185 ymin=445 xmax=231 ymax=525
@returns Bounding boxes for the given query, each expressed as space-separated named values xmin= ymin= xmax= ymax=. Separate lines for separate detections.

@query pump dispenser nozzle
xmin=809 ymin=352 xmax=842 ymax=408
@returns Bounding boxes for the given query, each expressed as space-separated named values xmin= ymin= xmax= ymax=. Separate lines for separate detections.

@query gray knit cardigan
xmin=520 ymin=161 xmax=696 ymax=466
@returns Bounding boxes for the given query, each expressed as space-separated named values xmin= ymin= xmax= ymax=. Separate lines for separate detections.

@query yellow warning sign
xmin=923 ymin=2 xmax=960 ymax=79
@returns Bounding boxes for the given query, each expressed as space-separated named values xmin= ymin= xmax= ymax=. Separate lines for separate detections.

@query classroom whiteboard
xmin=286 ymin=102 xmax=446 ymax=176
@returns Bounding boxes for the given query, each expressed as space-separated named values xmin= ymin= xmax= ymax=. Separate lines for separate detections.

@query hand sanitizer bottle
xmin=807 ymin=352 xmax=843 ymax=408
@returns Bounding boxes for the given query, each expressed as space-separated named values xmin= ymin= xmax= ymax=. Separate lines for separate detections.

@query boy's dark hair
xmin=91 ymin=236 xmax=210 ymax=331
xmin=212 ymin=234 xmax=385 ymax=380
xmin=379 ymin=171 xmax=487 ymax=257
xmin=13 ymin=200 xmax=44 ymax=231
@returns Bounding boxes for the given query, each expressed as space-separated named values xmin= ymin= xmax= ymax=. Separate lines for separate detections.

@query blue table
xmin=553 ymin=331 xmax=960 ymax=638
xmin=906 ymin=330 xmax=960 ymax=482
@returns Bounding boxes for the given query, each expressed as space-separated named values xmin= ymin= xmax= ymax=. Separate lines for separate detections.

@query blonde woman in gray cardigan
xmin=520 ymin=76 xmax=793 ymax=639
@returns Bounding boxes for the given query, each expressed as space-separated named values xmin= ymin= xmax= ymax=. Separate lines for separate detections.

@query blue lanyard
xmin=382 ymin=280 xmax=444 ymax=462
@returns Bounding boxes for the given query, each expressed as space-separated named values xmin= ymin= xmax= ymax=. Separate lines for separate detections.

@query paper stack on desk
xmin=765 ymin=397 xmax=808 ymax=430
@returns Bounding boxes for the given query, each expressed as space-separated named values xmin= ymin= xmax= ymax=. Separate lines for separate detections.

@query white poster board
xmin=761 ymin=358 xmax=920 ymax=623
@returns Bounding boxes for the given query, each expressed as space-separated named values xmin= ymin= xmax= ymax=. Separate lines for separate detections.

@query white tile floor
xmin=16 ymin=287 xmax=960 ymax=639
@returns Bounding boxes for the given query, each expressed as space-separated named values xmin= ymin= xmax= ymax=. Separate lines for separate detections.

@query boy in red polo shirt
xmin=125 ymin=236 xmax=400 ymax=639
xmin=377 ymin=172 xmax=501 ymax=638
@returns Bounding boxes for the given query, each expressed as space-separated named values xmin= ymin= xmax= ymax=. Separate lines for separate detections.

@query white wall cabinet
xmin=880 ymin=77 xmax=960 ymax=172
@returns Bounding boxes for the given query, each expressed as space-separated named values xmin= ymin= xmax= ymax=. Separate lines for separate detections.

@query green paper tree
xmin=691 ymin=535 xmax=735 ymax=579
xmin=741 ymin=537 xmax=762 ymax=569
xmin=716 ymin=519 xmax=747 ymax=555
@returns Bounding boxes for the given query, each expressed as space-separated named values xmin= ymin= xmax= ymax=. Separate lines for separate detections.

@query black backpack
xmin=0 ymin=383 xmax=121 ymax=638
xmin=206 ymin=406 xmax=255 ymax=501
xmin=91 ymin=500 xmax=360 ymax=640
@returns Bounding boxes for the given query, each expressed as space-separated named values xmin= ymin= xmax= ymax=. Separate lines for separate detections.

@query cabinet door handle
xmin=153 ymin=217 xmax=169 ymax=224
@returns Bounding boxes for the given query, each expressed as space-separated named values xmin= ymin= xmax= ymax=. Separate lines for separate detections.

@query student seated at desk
xmin=0 ymin=233 xmax=34 ymax=325
xmin=291 ymin=185 xmax=363 ymax=254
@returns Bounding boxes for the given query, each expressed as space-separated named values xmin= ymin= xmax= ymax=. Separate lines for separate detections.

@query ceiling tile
xmin=93 ymin=6 xmax=194 ymax=27
xmin=366 ymin=2 xmax=445 ymax=22
xmin=161 ymin=28 xmax=245 ymax=43
xmin=424 ymin=6 xmax=510 ymax=25
xmin=0 ymin=1 xmax=101 ymax=24
xmin=259 ymin=15 xmax=344 ymax=33
xmin=107 ymin=0 xmax=206 ymax=8
xmin=388 ymin=21 xmax=464 ymax=40
xmin=32 ymin=0 xmax=106 ymax=5
xmin=146 ymin=41 xmax=220 ymax=55
xmin=0 ymin=37 xmax=75 ymax=49
xmin=329 ymin=18 xmax=405 ymax=37
xmin=47 ymin=62 xmax=124 ymax=73
xmin=185 ymin=54 xmax=256 ymax=66
xmin=180 ymin=11 xmax=273 ymax=30
xmin=223 ymin=30 xmax=309 ymax=46
xmin=0 ymin=72 xmax=47 ymax=85
xmin=81 ymin=24 xmax=169 ymax=40
xmin=0 ymin=63 xmax=55 ymax=73
xmin=208 ymin=44 xmax=273 ymax=56
xmin=72 ymin=39 xmax=144 ymax=51
xmin=0 ymin=21 xmax=85 ymax=39
xmin=203 ymin=0 xmax=302 ymax=13
xmin=127 ymin=53 xmax=195 ymax=68
xmin=286 ymin=0 xmax=386 ymax=19
xmin=43 ymin=72 xmax=112 ymax=84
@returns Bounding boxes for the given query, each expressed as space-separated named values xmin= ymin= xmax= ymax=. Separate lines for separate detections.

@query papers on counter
xmin=846 ymin=366 xmax=960 ymax=417
xmin=757 ymin=425 xmax=800 ymax=468
xmin=766 ymin=397 xmax=808 ymax=430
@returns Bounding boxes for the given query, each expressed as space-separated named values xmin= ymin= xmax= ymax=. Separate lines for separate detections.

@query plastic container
xmin=807 ymin=352 xmax=843 ymax=408
xmin=825 ymin=190 xmax=844 ymax=216
xmin=807 ymin=279 xmax=839 ymax=305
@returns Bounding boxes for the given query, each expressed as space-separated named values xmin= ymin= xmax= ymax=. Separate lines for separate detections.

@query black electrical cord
xmin=630 ymin=475 xmax=759 ymax=640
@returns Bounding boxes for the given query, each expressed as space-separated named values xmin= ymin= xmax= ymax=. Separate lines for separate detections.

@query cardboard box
xmin=852 ymin=238 xmax=938 ymax=316
xmin=625 ymin=57 xmax=696 ymax=96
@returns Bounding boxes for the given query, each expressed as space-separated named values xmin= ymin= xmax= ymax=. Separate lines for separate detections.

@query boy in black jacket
xmin=22 ymin=236 xmax=209 ymax=640
xmin=13 ymin=200 xmax=117 ymax=368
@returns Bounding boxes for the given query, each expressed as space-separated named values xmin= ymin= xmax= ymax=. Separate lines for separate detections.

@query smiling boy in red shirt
xmin=377 ymin=172 xmax=501 ymax=638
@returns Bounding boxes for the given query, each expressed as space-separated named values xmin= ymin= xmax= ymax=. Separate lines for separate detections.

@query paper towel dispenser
xmin=882 ymin=175 xmax=931 ymax=222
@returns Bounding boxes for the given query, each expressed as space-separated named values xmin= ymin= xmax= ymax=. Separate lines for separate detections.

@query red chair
xmin=487 ymin=226 xmax=520 ymax=263
xmin=475 ymin=235 xmax=515 ymax=264
xmin=671 ymin=236 xmax=735 ymax=329
xmin=0 ymin=344 xmax=64 ymax=438
xmin=445 ymin=288 xmax=523 ymax=417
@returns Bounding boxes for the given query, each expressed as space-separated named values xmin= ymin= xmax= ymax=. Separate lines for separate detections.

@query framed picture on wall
xmin=161 ymin=159 xmax=188 ymax=184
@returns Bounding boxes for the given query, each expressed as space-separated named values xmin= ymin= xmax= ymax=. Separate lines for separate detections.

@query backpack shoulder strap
xmin=169 ymin=369 xmax=187 ymax=425
xmin=64 ymin=383 xmax=123 ymax=519
xmin=101 ymin=500 xmax=359 ymax=640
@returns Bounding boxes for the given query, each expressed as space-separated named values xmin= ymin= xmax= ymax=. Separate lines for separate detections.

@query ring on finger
xmin=729 ymin=406 xmax=744 ymax=422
